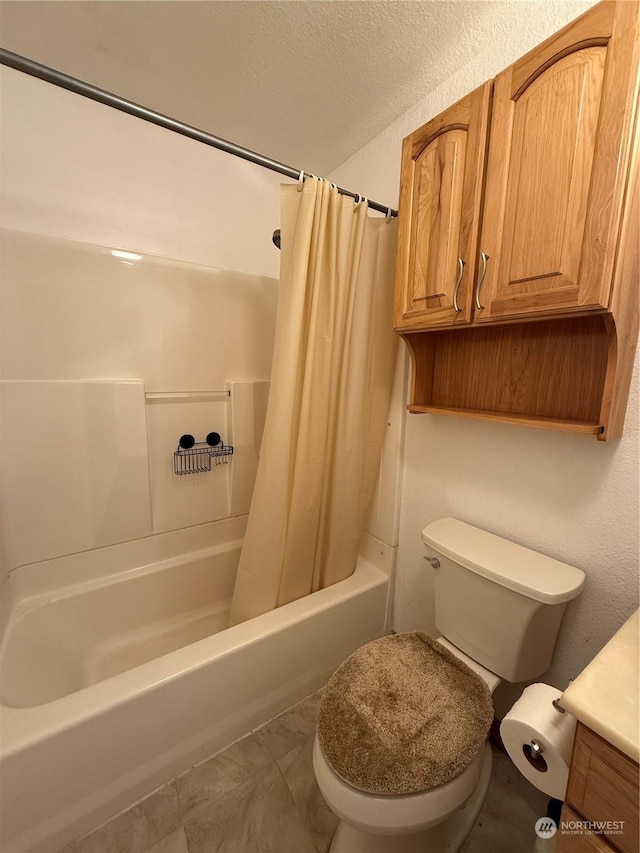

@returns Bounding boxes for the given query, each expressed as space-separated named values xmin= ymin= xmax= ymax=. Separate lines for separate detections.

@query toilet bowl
xmin=313 ymin=518 xmax=585 ymax=853
xmin=313 ymin=739 xmax=493 ymax=853
xmin=314 ymin=635 xmax=501 ymax=853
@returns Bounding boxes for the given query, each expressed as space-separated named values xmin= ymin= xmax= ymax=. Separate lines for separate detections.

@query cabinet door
xmin=477 ymin=1 xmax=639 ymax=322
xmin=565 ymin=724 xmax=639 ymax=853
xmin=394 ymin=83 xmax=491 ymax=330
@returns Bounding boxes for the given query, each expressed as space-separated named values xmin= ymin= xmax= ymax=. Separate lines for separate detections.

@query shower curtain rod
xmin=0 ymin=47 xmax=398 ymax=218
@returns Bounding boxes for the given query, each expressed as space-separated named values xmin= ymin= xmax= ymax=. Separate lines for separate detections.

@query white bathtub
xmin=0 ymin=517 xmax=392 ymax=853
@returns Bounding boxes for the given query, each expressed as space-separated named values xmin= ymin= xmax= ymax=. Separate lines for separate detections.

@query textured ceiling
xmin=0 ymin=1 xmax=552 ymax=175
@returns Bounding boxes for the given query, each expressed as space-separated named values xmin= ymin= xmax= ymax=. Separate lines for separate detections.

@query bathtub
xmin=0 ymin=516 xmax=392 ymax=853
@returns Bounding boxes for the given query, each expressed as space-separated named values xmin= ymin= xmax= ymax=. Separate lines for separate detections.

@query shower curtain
xmin=229 ymin=177 xmax=398 ymax=625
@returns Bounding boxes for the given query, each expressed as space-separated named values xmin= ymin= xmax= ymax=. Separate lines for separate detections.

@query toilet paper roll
xmin=500 ymin=683 xmax=576 ymax=800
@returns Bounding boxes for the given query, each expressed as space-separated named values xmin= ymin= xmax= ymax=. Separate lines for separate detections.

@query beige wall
xmin=329 ymin=0 xmax=640 ymax=696
xmin=4 ymin=5 xmax=637 ymax=680
xmin=0 ymin=66 xmax=282 ymax=278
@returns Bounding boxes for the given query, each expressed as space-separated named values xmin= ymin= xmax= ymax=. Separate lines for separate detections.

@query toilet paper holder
xmin=523 ymin=739 xmax=548 ymax=772
xmin=522 ymin=699 xmax=565 ymax=771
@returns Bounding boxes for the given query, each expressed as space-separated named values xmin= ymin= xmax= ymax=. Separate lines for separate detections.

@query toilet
xmin=313 ymin=518 xmax=585 ymax=853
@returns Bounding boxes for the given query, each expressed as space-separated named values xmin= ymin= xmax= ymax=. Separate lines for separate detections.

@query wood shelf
xmin=401 ymin=315 xmax=612 ymax=437
xmin=409 ymin=405 xmax=601 ymax=435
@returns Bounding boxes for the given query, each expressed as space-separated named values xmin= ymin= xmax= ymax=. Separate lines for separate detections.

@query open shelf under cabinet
xmin=401 ymin=315 xmax=612 ymax=438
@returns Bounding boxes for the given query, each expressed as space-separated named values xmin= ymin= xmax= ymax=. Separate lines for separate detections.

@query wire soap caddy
xmin=174 ymin=432 xmax=234 ymax=475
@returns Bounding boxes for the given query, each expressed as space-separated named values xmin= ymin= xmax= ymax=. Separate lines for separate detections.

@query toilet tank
xmin=422 ymin=519 xmax=585 ymax=682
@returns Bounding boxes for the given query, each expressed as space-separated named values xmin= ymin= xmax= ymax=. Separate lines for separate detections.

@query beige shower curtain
xmin=229 ymin=177 xmax=398 ymax=625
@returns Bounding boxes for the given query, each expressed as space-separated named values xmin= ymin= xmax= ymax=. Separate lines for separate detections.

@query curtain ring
xmin=354 ymin=193 xmax=362 ymax=206
xmin=297 ymin=170 xmax=305 ymax=192
xmin=385 ymin=206 xmax=392 ymax=224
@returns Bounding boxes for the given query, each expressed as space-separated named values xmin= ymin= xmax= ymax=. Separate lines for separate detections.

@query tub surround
xmin=0 ymin=228 xmax=276 ymax=580
xmin=560 ymin=608 xmax=639 ymax=761
xmin=1 ymin=379 xmax=153 ymax=571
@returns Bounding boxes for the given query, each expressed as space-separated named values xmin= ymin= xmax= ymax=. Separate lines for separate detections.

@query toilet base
xmin=328 ymin=743 xmax=493 ymax=853
xmin=329 ymin=822 xmax=447 ymax=853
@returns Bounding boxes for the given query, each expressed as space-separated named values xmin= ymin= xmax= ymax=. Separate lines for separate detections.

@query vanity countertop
xmin=560 ymin=609 xmax=639 ymax=763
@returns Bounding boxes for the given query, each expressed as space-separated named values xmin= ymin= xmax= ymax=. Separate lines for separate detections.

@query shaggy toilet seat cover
xmin=317 ymin=632 xmax=494 ymax=795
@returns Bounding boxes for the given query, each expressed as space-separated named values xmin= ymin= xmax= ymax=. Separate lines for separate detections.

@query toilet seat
xmin=317 ymin=632 xmax=493 ymax=795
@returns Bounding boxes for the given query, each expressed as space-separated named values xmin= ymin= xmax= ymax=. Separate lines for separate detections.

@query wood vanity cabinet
xmin=394 ymin=1 xmax=639 ymax=440
xmin=556 ymin=723 xmax=640 ymax=853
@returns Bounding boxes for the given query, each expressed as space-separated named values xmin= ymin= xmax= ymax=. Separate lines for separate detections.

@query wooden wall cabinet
xmin=394 ymin=83 xmax=491 ymax=329
xmin=395 ymin=1 xmax=639 ymax=440
xmin=556 ymin=723 xmax=639 ymax=853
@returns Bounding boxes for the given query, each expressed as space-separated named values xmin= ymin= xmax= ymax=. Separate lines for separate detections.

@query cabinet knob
xmin=475 ymin=252 xmax=489 ymax=310
xmin=453 ymin=257 xmax=465 ymax=312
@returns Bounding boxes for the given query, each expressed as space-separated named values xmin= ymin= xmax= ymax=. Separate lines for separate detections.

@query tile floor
xmin=59 ymin=689 xmax=549 ymax=853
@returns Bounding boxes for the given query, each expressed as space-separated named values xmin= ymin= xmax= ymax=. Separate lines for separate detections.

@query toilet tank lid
xmin=422 ymin=518 xmax=585 ymax=605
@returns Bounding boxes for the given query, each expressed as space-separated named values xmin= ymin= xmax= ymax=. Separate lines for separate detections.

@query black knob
xmin=179 ymin=434 xmax=195 ymax=449
xmin=206 ymin=432 xmax=221 ymax=447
